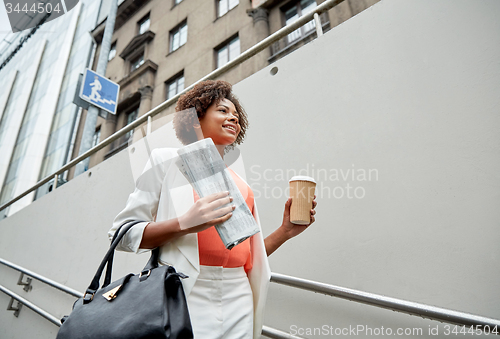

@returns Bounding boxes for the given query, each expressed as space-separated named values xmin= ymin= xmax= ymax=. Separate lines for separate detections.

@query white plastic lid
xmin=289 ymin=175 xmax=316 ymax=184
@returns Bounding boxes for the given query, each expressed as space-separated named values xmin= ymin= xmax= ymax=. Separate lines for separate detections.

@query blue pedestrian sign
xmin=80 ymin=69 xmax=120 ymax=114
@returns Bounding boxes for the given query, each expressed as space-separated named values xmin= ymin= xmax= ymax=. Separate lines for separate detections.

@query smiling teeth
xmin=224 ymin=126 xmax=236 ymax=131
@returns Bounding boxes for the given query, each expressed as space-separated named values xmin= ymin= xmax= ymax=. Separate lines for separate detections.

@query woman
xmin=109 ymin=80 xmax=317 ymax=339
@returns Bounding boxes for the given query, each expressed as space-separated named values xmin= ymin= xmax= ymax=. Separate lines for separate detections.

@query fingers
xmin=210 ymin=204 xmax=235 ymax=220
xmin=214 ymin=210 xmax=233 ymax=224
xmin=305 ymin=215 xmax=315 ymax=226
xmin=203 ymin=191 xmax=234 ymax=212
xmin=205 ymin=191 xmax=230 ymax=203
xmin=208 ymin=195 xmax=233 ymax=210
xmin=310 ymin=203 xmax=316 ymax=222
xmin=189 ymin=206 xmax=234 ymax=233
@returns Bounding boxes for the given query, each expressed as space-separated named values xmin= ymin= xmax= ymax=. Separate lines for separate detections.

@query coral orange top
xmin=193 ymin=168 xmax=255 ymax=272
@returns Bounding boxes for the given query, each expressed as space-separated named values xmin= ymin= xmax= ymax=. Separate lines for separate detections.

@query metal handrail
xmin=262 ymin=326 xmax=305 ymax=339
xmin=0 ymin=259 xmax=298 ymax=338
xmin=1 ymin=258 xmax=499 ymax=336
xmin=0 ymin=284 xmax=295 ymax=339
xmin=0 ymin=0 xmax=345 ymax=213
xmin=0 ymin=258 xmax=81 ymax=298
xmin=0 ymin=284 xmax=61 ymax=326
xmin=271 ymin=273 xmax=500 ymax=329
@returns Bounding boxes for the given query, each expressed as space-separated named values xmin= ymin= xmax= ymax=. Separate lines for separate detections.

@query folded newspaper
xmin=175 ymin=138 xmax=260 ymax=249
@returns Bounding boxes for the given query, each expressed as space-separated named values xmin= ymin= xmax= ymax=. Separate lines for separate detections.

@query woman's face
xmin=198 ymin=98 xmax=241 ymax=145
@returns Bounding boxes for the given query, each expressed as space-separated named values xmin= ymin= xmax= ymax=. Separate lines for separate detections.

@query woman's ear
xmin=193 ymin=123 xmax=204 ymax=141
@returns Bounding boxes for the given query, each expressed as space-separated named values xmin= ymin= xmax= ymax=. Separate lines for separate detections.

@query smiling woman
xmin=110 ymin=79 xmax=317 ymax=339
xmin=173 ymin=80 xmax=248 ymax=156
xmin=196 ymin=98 xmax=241 ymax=156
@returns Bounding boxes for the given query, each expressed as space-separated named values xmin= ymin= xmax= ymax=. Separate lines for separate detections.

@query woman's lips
xmin=223 ymin=126 xmax=237 ymax=134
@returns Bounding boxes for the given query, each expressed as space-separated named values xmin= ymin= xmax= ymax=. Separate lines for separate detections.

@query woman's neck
xmin=215 ymin=144 xmax=225 ymax=159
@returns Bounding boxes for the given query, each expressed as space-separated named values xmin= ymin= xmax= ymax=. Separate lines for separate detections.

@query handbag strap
xmin=103 ymin=222 xmax=162 ymax=287
xmin=84 ymin=220 xmax=150 ymax=303
xmin=102 ymin=220 xmax=136 ymax=287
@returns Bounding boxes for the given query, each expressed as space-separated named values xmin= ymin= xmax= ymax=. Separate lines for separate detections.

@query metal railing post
xmin=0 ymin=258 xmax=81 ymax=297
xmin=314 ymin=13 xmax=323 ymax=37
xmin=0 ymin=284 xmax=61 ymax=326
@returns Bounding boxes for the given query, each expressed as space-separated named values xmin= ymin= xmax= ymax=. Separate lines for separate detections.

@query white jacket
xmin=108 ymin=147 xmax=271 ymax=339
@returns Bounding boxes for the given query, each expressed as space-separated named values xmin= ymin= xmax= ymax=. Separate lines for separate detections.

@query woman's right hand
xmin=178 ymin=191 xmax=235 ymax=233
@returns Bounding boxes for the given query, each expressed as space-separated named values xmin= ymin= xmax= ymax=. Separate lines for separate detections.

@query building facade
xmin=0 ymin=0 xmax=378 ymax=217
xmin=70 ymin=0 xmax=379 ymax=176
xmin=0 ymin=0 xmax=106 ymax=217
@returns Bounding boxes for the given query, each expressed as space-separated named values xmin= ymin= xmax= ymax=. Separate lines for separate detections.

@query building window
xmin=218 ymin=0 xmax=238 ymax=17
xmin=166 ymin=73 xmax=185 ymax=100
xmin=130 ymin=53 xmax=144 ymax=72
xmin=216 ymin=36 xmax=240 ymax=69
xmin=108 ymin=42 xmax=116 ymax=61
xmin=284 ymin=0 xmax=317 ymax=44
xmin=170 ymin=21 xmax=188 ymax=52
xmin=138 ymin=14 xmax=150 ymax=35
xmin=126 ymin=109 xmax=138 ymax=139
xmin=92 ymin=127 xmax=101 ymax=147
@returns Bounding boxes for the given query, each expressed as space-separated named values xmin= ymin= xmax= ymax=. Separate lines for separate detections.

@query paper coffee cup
xmin=288 ymin=175 xmax=316 ymax=225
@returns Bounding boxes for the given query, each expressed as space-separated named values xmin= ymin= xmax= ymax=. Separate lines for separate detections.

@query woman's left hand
xmin=280 ymin=195 xmax=317 ymax=240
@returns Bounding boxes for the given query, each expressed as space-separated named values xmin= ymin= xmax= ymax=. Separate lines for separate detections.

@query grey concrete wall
xmin=1 ymin=0 xmax=499 ymax=338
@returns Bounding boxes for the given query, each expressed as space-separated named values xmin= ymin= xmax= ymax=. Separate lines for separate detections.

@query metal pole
xmin=74 ymin=0 xmax=118 ymax=176
xmin=314 ymin=13 xmax=323 ymax=37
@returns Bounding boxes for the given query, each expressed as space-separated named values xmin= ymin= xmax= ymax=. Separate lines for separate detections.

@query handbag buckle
xmin=83 ymin=292 xmax=95 ymax=304
xmin=102 ymin=285 xmax=122 ymax=301
xmin=139 ymin=270 xmax=151 ymax=281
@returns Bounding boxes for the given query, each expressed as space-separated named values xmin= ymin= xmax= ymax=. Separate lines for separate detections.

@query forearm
xmin=140 ymin=193 xmax=235 ymax=249
xmin=139 ymin=218 xmax=189 ymax=249
xmin=264 ymin=226 xmax=289 ymax=256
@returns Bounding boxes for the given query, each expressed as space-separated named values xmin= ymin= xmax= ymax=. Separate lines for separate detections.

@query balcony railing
xmin=270 ymin=12 xmax=330 ymax=62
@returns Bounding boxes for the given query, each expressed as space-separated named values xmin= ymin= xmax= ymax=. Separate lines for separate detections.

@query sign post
xmin=74 ymin=0 xmax=118 ymax=177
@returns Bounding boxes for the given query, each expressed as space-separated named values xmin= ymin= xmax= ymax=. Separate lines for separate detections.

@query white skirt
xmin=186 ymin=265 xmax=254 ymax=339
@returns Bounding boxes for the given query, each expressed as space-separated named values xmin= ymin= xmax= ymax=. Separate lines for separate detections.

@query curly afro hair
xmin=173 ymin=80 xmax=248 ymax=152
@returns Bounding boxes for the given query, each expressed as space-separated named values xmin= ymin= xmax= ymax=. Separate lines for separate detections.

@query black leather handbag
xmin=56 ymin=221 xmax=193 ymax=339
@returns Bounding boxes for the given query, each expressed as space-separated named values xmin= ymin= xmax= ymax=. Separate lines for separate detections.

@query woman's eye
xmin=219 ymin=108 xmax=238 ymax=120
